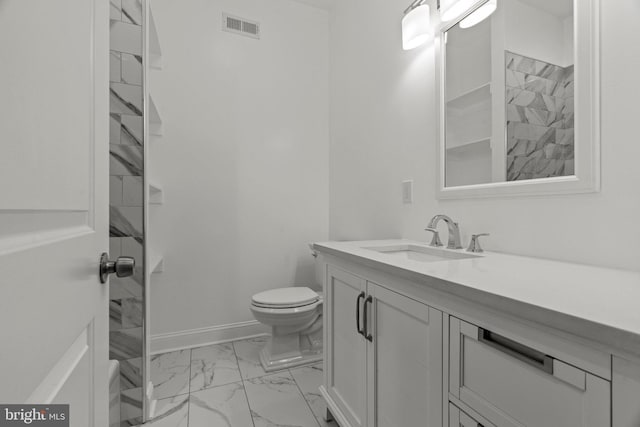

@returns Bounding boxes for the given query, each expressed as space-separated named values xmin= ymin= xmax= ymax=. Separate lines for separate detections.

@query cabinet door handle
xmin=364 ymin=296 xmax=373 ymax=342
xmin=478 ymin=328 xmax=554 ymax=375
xmin=356 ymin=292 xmax=365 ymax=336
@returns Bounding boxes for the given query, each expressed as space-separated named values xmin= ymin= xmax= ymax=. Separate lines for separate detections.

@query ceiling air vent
xmin=222 ymin=13 xmax=260 ymax=39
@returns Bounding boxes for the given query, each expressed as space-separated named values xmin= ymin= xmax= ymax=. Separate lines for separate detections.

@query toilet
xmin=250 ymin=286 xmax=323 ymax=371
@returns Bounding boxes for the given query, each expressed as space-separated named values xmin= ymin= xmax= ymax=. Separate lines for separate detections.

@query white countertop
xmin=314 ymin=239 xmax=640 ymax=356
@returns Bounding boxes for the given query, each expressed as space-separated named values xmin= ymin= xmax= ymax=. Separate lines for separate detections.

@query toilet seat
xmin=251 ymin=287 xmax=319 ymax=309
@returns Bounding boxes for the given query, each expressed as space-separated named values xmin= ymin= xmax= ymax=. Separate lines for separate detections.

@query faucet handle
xmin=467 ymin=233 xmax=490 ymax=253
xmin=425 ymin=228 xmax=443 ymax=247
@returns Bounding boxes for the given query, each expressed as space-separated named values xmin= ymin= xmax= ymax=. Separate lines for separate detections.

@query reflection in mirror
xmin=444 ymin=0 xmax=574 ymax=188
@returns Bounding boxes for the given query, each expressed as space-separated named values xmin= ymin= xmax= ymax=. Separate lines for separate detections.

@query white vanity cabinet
xmin=317 ymin=240 xmax=640 ymax=427
xmin=322 ymin=265 xmax=443 ymax=427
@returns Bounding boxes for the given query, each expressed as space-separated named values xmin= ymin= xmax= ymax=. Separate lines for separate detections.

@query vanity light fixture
xmin=459 ymin=0 xmax=497 ymax=28
xmin=402 ymin=0 xmax=431 ymax=50
xmin=439 ymin=0 xmax=476 ymax=23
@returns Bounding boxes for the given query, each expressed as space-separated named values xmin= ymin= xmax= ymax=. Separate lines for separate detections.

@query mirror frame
xmin=435 ymin=0 xmax=600 ymax=199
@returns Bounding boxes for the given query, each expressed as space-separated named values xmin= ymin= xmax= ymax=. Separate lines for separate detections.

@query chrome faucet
xmin=427 ymin=214 xmax=463 ymax=249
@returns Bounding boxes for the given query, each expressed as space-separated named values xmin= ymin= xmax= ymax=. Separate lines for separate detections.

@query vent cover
xmin=222 ymin=13 xmax=260 ymax=39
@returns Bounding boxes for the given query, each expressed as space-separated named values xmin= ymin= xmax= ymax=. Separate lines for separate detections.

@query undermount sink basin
xmin=363 ymin=244 xmax=480 ymax=263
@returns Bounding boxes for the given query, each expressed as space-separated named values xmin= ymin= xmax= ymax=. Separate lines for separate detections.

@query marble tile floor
xmin=138 ymin=336 xmax=337 ymax=427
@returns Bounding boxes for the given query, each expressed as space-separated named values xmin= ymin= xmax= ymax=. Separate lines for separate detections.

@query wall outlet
xmin=402 ymin=180 xmax=413 ymax=204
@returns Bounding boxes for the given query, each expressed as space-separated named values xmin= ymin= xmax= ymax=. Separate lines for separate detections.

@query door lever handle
xmin=99 ymin=252 xmax=135 ymax=284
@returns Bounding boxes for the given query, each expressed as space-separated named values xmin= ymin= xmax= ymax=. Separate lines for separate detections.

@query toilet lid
xmin=252 ymin=287 xmax=319 ymax=308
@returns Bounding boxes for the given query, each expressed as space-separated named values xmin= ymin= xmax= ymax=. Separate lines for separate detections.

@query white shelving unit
xmin=447 ymin=82 xmax=491 ymax=109
xmin=444 ymin=80 xmax=493 ymax=185
xmin=445 ymin=91 xmax=492 ymax=151
xmin=148 ymin=95 xmax=163 ymax=136
xmin=149 ymin=251 xmax=164 ymax=274
xmin=446 ymin=137 xmax=491 ymax=155
xmin=149 ymin=8 xmax=162 ymax=70
xmin=443 ymin=18 xmax=494 ymax=188
xmin=149 ymin=182 xmax=164 ymax=205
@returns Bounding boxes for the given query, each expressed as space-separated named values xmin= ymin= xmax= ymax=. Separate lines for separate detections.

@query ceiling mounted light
xmin=402 ymin=2 xmax=431 ymax=51
xmin=439 ymin=0 xmax=476 ymax=23
xmin=459 ymin=0 xmax=497 ymax=28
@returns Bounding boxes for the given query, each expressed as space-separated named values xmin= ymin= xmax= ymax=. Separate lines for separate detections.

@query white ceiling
xmin=517 ymin=0 xmax=573 ymax=18
xmin=289 ymin=0 xmax=334 ymax=11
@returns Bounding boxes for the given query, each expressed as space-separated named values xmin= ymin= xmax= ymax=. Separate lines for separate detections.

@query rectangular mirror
xmin=436 ymin=0 xmax=600 ymax=198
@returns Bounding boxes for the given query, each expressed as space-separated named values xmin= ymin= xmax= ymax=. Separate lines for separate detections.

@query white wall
xmin=563 ymin=16 xmax=574 ymax=66
xmin=329 ymin=0 xmax=640 ymax=272
xmin=149 ymin=0 xmax=329 ymax=337
xmin=504 ymin=0 xmax=572 ymax=67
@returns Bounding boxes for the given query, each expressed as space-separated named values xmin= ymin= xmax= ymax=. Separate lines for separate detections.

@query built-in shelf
xmin=447 ymin=82 xmax=491 ymax=110
xmin=149 ymin=95 xmax=163 ymax=136
xmin=149 ymin=7 xmax=162 ymax=70
xmin=446 ymin=138 xmax=491 ymax=156
xmin=149 ymin=252 xmax=164 ymax=274
xmin=149 ymin=182 xmax=164 ymax=204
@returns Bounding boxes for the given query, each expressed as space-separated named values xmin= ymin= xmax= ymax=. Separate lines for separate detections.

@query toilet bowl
xmin=250 ymin=286 xmax=323 ymax=371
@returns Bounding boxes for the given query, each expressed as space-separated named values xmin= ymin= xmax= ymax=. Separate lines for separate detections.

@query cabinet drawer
xmin=449 ymin=317 xmax=610 ymax=427
xmin=449 ymin=403 xmax=495 ymax=427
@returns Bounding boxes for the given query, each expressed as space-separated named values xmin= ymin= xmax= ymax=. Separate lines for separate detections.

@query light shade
xmin=459 ymin=0 xmax=497 ymax=28
xmin=440 ymin=0 xmax=476 ymax=23
xmin=402 ymin=4 xmax=431 ymax=50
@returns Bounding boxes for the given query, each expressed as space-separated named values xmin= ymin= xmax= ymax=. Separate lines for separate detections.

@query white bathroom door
xmin=0 ymin=0 xmax=110 ymax=426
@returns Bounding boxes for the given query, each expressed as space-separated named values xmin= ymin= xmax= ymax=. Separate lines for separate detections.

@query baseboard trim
xmin=150 ymin=320 xmax=269 ymax=354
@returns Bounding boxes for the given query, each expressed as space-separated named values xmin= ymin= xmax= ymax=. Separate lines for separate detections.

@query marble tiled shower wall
xmin=505 ymin=51 xmax=575 ymax=181
xmin=109 ymin=0 xmax=145 ymax=426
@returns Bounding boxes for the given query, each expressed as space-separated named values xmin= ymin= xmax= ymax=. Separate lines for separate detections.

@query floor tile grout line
xmin=233 ymin=340 xmax=257 ymax=427
xmin=289 ymin=367 xmax=324 ymax=427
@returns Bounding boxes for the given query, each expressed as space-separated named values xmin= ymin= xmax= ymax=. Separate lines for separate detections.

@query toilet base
xmin=259 ymin=346 xmax=322 ymax=372
xmin=258 ymin=328 xmax=323 ymax=372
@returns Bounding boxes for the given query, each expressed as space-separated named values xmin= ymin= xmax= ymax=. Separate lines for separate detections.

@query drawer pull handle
xmin=356 ymin=292 xmax=365 ymax=337
xmin=478 ymin=328 xmax=554 ymax=375
xmin=364 ymin=296 xmax=373 ymax=342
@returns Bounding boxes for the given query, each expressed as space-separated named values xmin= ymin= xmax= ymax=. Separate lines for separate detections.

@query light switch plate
xmin=402 ymin=180 xmax=413 ymax=204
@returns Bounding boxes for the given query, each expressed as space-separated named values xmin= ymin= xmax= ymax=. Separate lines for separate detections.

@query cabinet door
xmin=326 ymin=266 xmax=368 ymax=427
xmin=367 ymin=282 xmax=443 ymax=427
xmin=450 ymin=317 xmax=610 ymax=427
xmin=613 ymin=356 xmax=640 ymax=427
